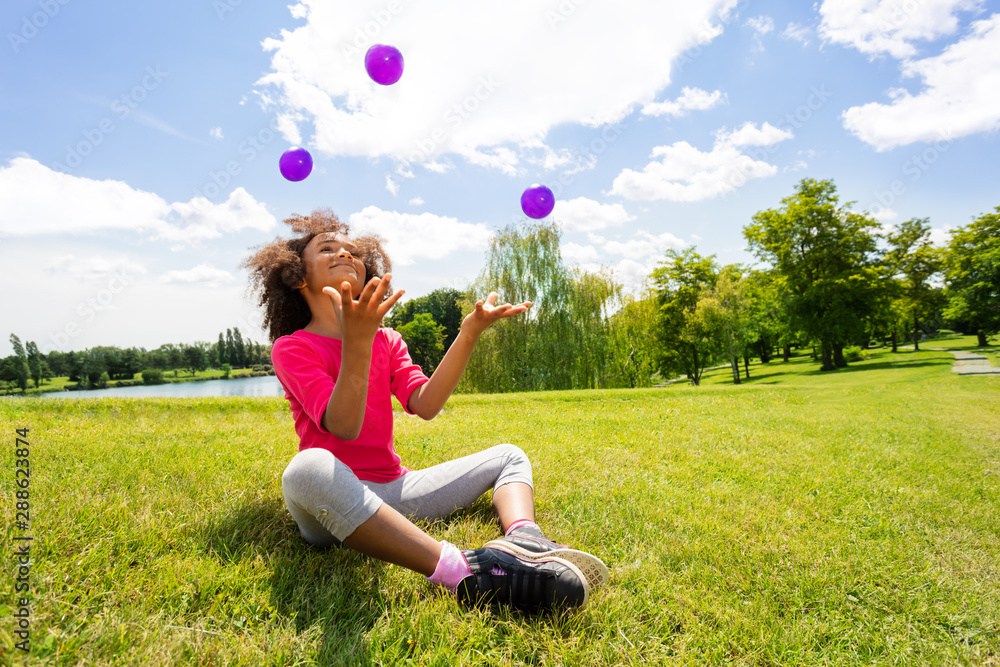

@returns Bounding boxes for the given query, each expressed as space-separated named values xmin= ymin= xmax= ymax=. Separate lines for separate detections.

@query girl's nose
xmin=335 ymin=247 xmax=353 ymax=258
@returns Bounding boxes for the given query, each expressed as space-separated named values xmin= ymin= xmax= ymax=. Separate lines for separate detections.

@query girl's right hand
xmin=323 ymin=273 xmax=404 ymax=341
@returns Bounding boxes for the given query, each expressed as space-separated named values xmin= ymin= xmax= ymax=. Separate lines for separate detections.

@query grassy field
xmin=1 ymin=338 xmax=999 ymax=665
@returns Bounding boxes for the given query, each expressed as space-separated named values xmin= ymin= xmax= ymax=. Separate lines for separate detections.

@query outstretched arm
xmin=407 ymin=293 xmax=531 ymax=420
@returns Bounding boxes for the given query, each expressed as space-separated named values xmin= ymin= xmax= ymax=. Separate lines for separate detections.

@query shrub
xmin=844 ymin=346 xmax=871 ymax=362
xmin=142 ymin=369 xmax=165 ymax=385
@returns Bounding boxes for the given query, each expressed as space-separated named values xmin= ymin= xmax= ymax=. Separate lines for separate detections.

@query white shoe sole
xmin=484 ymin=540 xmax=609 ymax=590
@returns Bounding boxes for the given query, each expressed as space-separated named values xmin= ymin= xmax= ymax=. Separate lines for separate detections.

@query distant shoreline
xmin=1 ymin=370 xmax=276 ymax=397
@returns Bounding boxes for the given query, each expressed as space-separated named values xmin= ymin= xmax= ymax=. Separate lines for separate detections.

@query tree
xmin=649 ymin=248 xmax=721 ymax=385
xmin=387 ymin=288 xmax=464 ymax=354
xmin=8 ymin=334 xmax=28 ymax=393
xmin=217 ymin=332 xmax=229 ymax=365
xmin=184 ymin=344 xmax=209 ymax=376
xmin=25 ymin=341 xmax=42 ymax=388
xmin=884 ymin=218 xmax=945 ymax=351
xmin=45 ymin=350 xmax=70 ymax=377
xmin=397 ymin=313 xmax=446 ymax=373
xmin=744 ymin=179 xmax=882 ymax=371
xmin=226 ymin=329 xmax=236 ymax=368
xmin=461 ymin=221 xmax=622 ymax=393
xmin=607 ymin=290 xmax=658 ymax=388
xmin=695 ymin=266 xmax=755 ymax=384
xmin=233 ymin=328 xmax=246 ymax=368
xmin=944 ymin=206 xmax=1000 ymax=346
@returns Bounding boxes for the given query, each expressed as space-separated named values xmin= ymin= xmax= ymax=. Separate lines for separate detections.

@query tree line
xmin=2 ymin=328 xmax=271 ymax=392
xmin=5 ymin=178 xmax=995 ymax=394
xmin=386 ymin=178 xmax=997 ymax=389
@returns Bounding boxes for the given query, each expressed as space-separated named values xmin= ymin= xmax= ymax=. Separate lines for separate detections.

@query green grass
xmin=1 ymin=344 xmax=999 ymax=665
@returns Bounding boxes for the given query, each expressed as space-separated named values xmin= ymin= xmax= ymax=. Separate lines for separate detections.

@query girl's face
xmin=300 ymin=233 xmax=367 ymax=298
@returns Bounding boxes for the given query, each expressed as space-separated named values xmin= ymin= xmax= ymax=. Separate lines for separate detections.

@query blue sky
xmin=2 ymin=0 xmax=998 ymax=357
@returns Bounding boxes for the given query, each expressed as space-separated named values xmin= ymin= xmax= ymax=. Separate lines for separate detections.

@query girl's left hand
xmin=461 ymin=292 xmax=532 ymax=338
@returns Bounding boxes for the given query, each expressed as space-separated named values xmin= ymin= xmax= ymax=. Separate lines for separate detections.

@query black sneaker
xmin=485 ymin=526 xmax=609 ymax=589
xmin=456 ymin=547 xmax=588 ymax=613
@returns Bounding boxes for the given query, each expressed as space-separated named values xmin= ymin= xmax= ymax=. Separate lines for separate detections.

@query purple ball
xmin=520 ymin=185 xmax=555 ymax=219
xmin=279 ymin=147 xmax=313 ymax=182
xmin=365 ymin=44 xmax=404 ymax=86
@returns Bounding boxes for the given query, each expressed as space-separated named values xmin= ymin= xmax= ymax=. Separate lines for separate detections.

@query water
xmin=32 ymin=374 xmax=286 ymax=399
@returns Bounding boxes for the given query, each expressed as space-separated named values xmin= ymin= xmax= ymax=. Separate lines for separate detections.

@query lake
xmin=30 ymin=375 xmax=286 ymax=399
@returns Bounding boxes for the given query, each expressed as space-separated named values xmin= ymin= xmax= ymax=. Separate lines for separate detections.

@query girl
xmin=244 ymin=209 xmax=607 ymax=614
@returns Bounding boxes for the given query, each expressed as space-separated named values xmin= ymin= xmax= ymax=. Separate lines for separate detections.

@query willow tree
xmin=461 ymin=222 xmax=621 ymax=393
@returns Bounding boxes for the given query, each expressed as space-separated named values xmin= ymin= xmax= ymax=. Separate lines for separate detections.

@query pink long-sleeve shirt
xmin=271 ymin=328 xmax=430 ymax=483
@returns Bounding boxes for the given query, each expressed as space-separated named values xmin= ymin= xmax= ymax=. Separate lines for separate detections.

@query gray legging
xmin=281 ymin=443 xmax=533 ymax=546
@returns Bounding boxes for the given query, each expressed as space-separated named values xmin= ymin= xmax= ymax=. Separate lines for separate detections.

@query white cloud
xmin=347 ymin=206 xmax=493 ymax=266
xmin=745 ymin=16 xmax=775 ymax=35
xmin=819 ymin=0 xmax=983 ymax=59
xmin=841 ymin=14 xmax=1000 ymax=150
xmin=564 ymin=230 xmax=686 ymax=293
xmin=423 ymin=160 xmax=451 ymax=174
xmin=561 ymin=242 xmax=599 ymax=263
xmin=408 ymin=196 xmax=424 ymax=206
xmin=871 ymin=207 xmax=899 ymax=222
xmin=691 ymin=233 xmax=702 ymax=241
xmin=44 ymin=255 xmax=148 ymax=283
xmin=642 ymin=87 xmax=727 ymax=118
xmin=255 ymin=0 xmax=739 ymax=171
xmin=161 ymin=263 xmax=236 ymax=288
xmin=782 ymin=22 xmax=811 ymax=45
xmin=609 ymin=122 xmax=792 ymax=202
xmin=160 ymin=188 xmax=277 ymax=245
xmin=210 ymin=127 xmax=224 ymax=139
xmin=0 ymin=158 xmax=277 ymax=244
xmin=386 ymin=175 xmax=399 ymax=195
xmin=928 ymin=226 xmax=952 ymax=247
xmin=553 ymin=197 xmax=635 ymax=233
xmin=721 ymin=121 xmax=793 ymax=147
xmin=587 ymin=230 xmax=686 ymax=259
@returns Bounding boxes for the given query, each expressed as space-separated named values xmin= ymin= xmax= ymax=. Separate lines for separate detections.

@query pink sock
xmin=425 ymin=541 xmax=472 ymax=593
xmin=505 ymin=519 xmax=539 ymax=537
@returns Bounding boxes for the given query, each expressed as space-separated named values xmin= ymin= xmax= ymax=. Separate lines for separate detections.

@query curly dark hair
xmin=242 ymin=208 xmax=392 ymax=342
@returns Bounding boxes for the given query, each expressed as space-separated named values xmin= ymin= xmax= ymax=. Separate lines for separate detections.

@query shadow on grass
xmin=199 ymin=496 xmax=388 ymax=663
xmin=715 ymin=355 xmax=954 ymax=386
xmin=800 ymin=357 xmax=953 ymax=375
xmin=197 ymin=492 xmax=505 ymax=662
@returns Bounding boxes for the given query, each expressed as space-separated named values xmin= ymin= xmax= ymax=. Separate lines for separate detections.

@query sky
xmin=2 ymin=0 xmax=998 ymax=357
